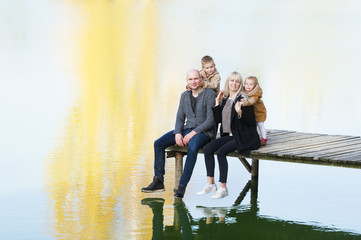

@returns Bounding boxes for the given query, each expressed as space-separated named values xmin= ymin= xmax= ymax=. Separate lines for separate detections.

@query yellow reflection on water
xmin=46 ymin=1 xmax=173 ymax=239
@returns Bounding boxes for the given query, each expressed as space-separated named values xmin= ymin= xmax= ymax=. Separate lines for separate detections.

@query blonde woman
xmin=197 ymin=72 xmax=260 ymax=199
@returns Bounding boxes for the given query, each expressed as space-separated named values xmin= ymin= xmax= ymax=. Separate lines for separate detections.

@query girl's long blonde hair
xmin=223 ymin=71 xmax=244 ymax=101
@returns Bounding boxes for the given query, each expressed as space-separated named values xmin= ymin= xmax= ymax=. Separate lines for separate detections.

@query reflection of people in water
xmin=174 ymin=199 xmax=193 ymax=239
xmin=141 ymin=198 xmax=165 ymax=239
xmin=197 ymin=206 xmax=227 ymax=224
xmin=197 ymin=206 xmax=227 ymax=239
xmin=141 ymin=198 xmax=194 ymax=239
xmin=139 ymin=181 xmax=355 ymax=240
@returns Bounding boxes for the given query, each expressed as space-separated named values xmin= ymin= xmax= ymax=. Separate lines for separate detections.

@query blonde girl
xmin=241 ymin=76 xmax=268 ymax=145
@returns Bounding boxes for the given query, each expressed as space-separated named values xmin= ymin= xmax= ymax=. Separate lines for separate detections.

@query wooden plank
xmin=275 ymin=138 xmax=361 ymax=156
xmin=265 ymin=133 xmax=318 ymax=145
xmin=250 ymin=153 xmax=361 ymax=168
xmin=265 ymin=134 xmax=332 ymax=146
xmin=335 ymin=151 xmax=361 ymax=158
xmin=257 ymin=135 xmax=321 ymax=150
xmin=265 ymin=132 xmax=308 ymax=141
xmin=265 ymin=131 xmax=300 ymax=138
xmin=267 ymin=129 xmax=296 ymax=135
xmin=271 ymin=135 xmax=353 ymax=150
xmin=269 ymin=146 xmax=361 ymax=163
xmin=306 ymin=147 xmax=361 ymax=160
xmin=318 ymin=148 xmax=361 ymax=160
xmin=329 ymin=152 xmax=361 ymax=161
xmin=322 ymin=155 xmax=361 ymax=165
xmin=267 ymin=131 xmax=357 ymax=143
xmin=260 ymin=135 xmax=348 ymax=153
xmin=290 ymin=138 xmax=360 ymax=152
xmin=307 ymin=145 xmax=361 ymax=160
xmin=248 ymin=151 xmax=361 ymax=168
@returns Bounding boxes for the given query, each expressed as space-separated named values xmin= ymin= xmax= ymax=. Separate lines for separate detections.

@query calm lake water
xmin=1 ymin=1 xmax=361 ymax=239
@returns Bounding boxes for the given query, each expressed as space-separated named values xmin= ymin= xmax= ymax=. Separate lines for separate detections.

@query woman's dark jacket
xmin=212 ymin=95 xmax=261 ymax=156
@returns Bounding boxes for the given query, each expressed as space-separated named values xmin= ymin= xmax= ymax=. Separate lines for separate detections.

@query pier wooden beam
xmin=174 ymin=152 xmax=183 ymax=191
xmin=238 ymin=157 xmax=252 ymax=173
xmin=251 ymin=159 xmax=259 ymax=179
xmin=233 ymin=180 xmax=252 ymax=206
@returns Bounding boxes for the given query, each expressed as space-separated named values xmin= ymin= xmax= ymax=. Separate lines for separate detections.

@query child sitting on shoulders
xmin=241 ymin=76 xmax=268 ymax=146
xmin=199 ymin=55 xmax=221 ymax=93
xmin=187 ymin=55 xmax=221 ymax=93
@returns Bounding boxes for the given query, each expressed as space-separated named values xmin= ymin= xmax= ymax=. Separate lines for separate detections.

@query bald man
xmin=141 ymin=69 xmax=217 ymax=198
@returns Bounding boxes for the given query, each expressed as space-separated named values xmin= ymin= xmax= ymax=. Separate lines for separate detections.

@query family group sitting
xmin=141 ymin=56 xmax=267 ymax=199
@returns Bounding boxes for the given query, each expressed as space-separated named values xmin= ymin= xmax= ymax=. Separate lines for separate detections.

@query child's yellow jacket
xmin=241 ymin=85 xmax=267 ymax=122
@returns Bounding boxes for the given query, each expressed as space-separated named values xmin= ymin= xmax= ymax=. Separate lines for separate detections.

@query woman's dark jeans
xmin=203 ymin=135 xmax=237 ymax=183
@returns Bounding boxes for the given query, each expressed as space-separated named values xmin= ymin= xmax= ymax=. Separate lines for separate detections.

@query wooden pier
xmin=166 ymin=129 xmax=361 ymax=188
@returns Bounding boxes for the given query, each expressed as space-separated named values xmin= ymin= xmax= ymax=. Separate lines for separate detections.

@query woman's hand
xmin=215 ymin=90 xmax=225 ymax=106
xmin=235 ymin=101 xmax=243 ymax=116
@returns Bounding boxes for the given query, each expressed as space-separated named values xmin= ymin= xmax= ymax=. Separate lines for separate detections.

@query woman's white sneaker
xmin=197 ymin=183 xmax=217 ymax=195
xmin=211 ymin=187 xmax=228 ymax=199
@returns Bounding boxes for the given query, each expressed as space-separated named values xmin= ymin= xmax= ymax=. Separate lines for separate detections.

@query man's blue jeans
xmin=154 ymin=128 xmax=211 ymax=187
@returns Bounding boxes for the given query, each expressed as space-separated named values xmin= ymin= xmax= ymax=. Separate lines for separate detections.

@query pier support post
xmin=174 ymin=152 xmax=183 ymax=191
xmin=173 ymin=205 xmax=180 ymax=231
xmin=250 ymin=178 xmax=259 ymax=213
xmin=251 ymin=158 xmax=259 ymax=179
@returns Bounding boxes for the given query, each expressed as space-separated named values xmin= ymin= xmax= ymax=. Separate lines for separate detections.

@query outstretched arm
xmin=241 ymin=95 xmax=259 ymax=106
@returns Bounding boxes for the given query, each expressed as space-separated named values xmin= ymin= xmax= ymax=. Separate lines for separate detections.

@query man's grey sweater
xmin=173 ymin=88 xmax=216 ymax=139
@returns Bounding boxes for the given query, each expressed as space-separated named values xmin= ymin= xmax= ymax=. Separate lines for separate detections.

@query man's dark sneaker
xmin=141 ymin=176 xmax=165 ymax=193
xmin=174 ymin=185 xmax=186 ymax=198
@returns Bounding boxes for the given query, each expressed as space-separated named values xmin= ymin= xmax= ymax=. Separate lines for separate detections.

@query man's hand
xmin=183 ymin=131 xmax=197 ymax=145
xmin=175 ymin=133 xmax=185 ymax=147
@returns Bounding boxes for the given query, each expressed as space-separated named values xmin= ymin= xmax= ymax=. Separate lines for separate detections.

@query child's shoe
xmin=260 ymin=137 xmax=268 ymax=146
